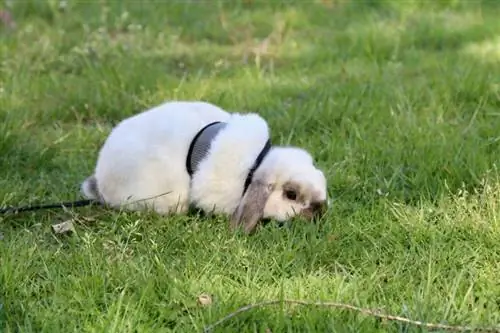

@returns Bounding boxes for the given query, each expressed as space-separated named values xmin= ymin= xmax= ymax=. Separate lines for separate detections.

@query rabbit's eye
xmin=284 ymin=190 xmax=297 ymax=201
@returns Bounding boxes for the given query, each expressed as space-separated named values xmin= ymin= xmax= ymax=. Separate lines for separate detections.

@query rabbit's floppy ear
xmin=230 ymin=180 xmax=273 ymax=234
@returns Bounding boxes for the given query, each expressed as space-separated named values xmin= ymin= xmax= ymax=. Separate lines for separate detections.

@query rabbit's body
xmin=82 ymin=101 xmax=328 ymax=234
xmin=82 ymin=102 xmax=230 ymax=213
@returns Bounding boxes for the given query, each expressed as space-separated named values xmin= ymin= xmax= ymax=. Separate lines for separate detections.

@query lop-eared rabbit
xmin=81 ymin=101 xmax=328 ymax=234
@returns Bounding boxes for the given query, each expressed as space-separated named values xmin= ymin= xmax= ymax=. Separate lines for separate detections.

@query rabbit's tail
xmin=81 ymin=175 xmax=101 ymax=200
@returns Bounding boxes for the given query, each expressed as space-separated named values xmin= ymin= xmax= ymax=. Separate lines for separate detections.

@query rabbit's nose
xmin=302 ymin=200 xmax=327 ymax=221
xmin=310 ymin=200 xmax=327 ymax=216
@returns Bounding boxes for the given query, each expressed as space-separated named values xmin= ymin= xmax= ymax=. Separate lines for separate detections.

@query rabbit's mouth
xmin=261 ymin=218 xmax=273 ymax=226
xmin=261 ymin=218 xmax=288 ymax=229
xmin=261 ymin=218 xmax=286 ymax=227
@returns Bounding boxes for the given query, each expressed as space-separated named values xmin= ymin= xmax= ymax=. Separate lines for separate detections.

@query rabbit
xmin=81 ymin=100 xmax=328 ymax=234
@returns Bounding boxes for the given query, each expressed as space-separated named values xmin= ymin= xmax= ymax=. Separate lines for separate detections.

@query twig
xmin=122 ymin=191 xmax=173 ymax=206
xmin=203 ymin=299 xmax=500 ymax=332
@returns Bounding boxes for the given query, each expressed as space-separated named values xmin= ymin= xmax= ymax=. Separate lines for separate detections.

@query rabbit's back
xmin=92 ymin=101 xmax=231 ymax=214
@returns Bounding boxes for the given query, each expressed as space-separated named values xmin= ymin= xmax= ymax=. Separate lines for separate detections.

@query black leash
xmin=0 ymin=199 xmax=99 ymax=215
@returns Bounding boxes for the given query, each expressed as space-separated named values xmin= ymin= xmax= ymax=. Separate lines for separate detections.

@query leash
xmin=0 ymin=199 xmax=99 ymax=215
xmin=0 ymin=190 xmax=173 ymax=216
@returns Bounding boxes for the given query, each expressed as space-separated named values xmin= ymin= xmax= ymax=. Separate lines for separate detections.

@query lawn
xmin=1 ymin=0 xmax=500 ymax=332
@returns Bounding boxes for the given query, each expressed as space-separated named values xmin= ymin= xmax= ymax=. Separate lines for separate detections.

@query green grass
xmin=1 ymin=0 xmax=500 ymax=332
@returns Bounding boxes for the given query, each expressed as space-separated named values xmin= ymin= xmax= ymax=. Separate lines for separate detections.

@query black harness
xmin=1 ymin=121 xmax=272 ymax=215
xmin=186 ymin=121 xmax=271 ymax=196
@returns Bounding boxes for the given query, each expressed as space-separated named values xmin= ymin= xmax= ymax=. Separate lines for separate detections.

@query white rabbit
xmin=81 ymin=101 xmax=328 ymax=234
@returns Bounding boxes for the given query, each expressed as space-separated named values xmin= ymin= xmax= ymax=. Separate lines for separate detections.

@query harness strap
xmin=186 ymin=121 xmax=271 ymax=196
xmin=186 ymin=121 xmax=226 ymax=177
xmin=242 ymin=139 xmax=271 ymax=195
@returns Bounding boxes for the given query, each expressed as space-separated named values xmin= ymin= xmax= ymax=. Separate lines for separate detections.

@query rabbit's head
xmin=230 ymin=146 xmax=328 ymax=234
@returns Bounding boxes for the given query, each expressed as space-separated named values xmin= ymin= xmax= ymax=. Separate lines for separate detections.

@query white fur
xmin=81 ymin=100 xmax=328 ymax=231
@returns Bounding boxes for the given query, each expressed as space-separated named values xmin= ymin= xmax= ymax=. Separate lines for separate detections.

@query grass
xmin=1 ymin=0 xmax=500 ymax=332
